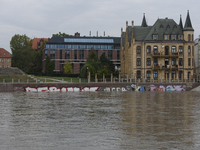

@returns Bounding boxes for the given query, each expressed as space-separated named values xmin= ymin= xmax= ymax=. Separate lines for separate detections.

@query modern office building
xmin=121 ymin=11 xmax=195 ymax=81
xmin=42 ymin=33 xmax=120 ymax=73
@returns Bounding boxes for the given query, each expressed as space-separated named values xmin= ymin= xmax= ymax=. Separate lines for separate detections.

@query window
xmin=179 ymin=46 xmax=183 ymax=54
xmin=188 ymin=46 xmax=191 ymax=54
xmin=147 ymin=71 xmax=151 ymax=78
xmin=137 ymin=71 xmax=141 ymax=79
xmin=154 ymin=58 xmax=158 ymax=65
xmin=179 ymin=71 xmax=183 ymax=79
xmin=153 ymin=35 xmax=157 ymax=40
xmin=172 ymin=71 xmax=176 ymax=79
xmin=172 ymin=35 xmax=176 ymax=40
xmin=0 ymin=59 xmax=1 ymax=62
xmin=188 ymin=58 xmax=190 ymax=66
xmin=108 ymin=50 xmax=112 ymax=60
xmin=137 ymin=58 xmax=141 ymax=66
xmin=7 ymin=59 xmax=9 ymax=62
xmin=179 ymin=58 xmax=183 ymax=66
xmin=74 ymin=50 xmax=77 ymax=59
xmin=153 ymin=46 xmax=158 ymax=53
xmin=188 ymin=34 xmax=191 ymax=41
xmin=60 ymin=50 xmax=62 ymax=59
xmin=147 ymin=46 xmax=151 ymax=54
xmin=2 ymin=59 xmax=4 ymax=62
xmin=79 ymin=50 xmax=84 ymax=59
xmin=65 ymin=50 xmax=70 ymax=59
xmin=172 ymin=58 xmax=176 ymax=66
xmin=160 ymin=25 xmax=164 ymax=28
xmin=147 ymin=58 xmax=151 ymax=66
xmin=165 ymin=35 xmax=168 ymax=40
xmin=45 ymin=50 xmax=48 ymax=58
xmin=179 ymin=35 xmax=183 ymax=40
xmin=137 ymin=46 xmax=141 ymax=54
xmin=154 ymin=71 xmax=158 ymax=78
xmin=172 ymin=46 xmax=176 ymax=53
xmin=50 ymin=50 xmax=55 ymax=59
xmin=117 ymin=50 xmax=120 ymax=60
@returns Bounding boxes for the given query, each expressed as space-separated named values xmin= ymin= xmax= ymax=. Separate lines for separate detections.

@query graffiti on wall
xmin=25 ymin=86 xmax=100 ymax=92
xmin=127 ymin=84 xmax=186 ymax=91
xmin=24 ymin=84 xmax=186 ymax=92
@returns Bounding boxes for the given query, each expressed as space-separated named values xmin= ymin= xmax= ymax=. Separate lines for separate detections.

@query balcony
xmin=152 ymin=64 xmax=179 ymax=70
xmin=152 ymin=52 xmax=179 ymax=58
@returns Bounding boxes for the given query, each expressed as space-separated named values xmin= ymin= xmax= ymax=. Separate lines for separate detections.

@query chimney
xmin=126 ymin=21 xmax=128 ymax=28
xmin=104 ymin=31 xmax=105 ymax=37
xmin=89 ymin=31 xmax=91 ymax=36
xmin=132 ymin=21 xmax=134 ymax=28
xmin=97 ymin=31 xmax=98 ymax=37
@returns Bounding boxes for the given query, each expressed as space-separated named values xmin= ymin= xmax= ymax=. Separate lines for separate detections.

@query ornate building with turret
xmin=121 ymin=11 xmax=194 ymax=81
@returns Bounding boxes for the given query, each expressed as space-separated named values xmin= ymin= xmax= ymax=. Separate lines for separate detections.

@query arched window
xmin=188 ymin=72 xmax=191 ymax=79
xmin=153 ymin=46 xmax=158 ymax=54
xmin=172 ymin=46 xmax=176 ymax=53
xmin=147 ymin=71 xmax=151 ymax=79
xmin=188 ymin=34 xmax=191 ymax=41
xmin=137 ymin=71 xmax=141 ymax=79
xmin=147 ymin=58 xmax=151 ymax=66
xmin=146 ymin=46 xmax=151 ymax=54
xmin=188 ymin=46 xmax=191 ymax=54
xmin=179 ymin=46 xmax=183 ymax=54
xmin=137 ymin=46 xmax=141 ymax=54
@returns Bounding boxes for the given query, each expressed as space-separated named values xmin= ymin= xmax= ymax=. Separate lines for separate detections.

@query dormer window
xmin=179 ymin=35 xmax=183 ymax=40
xmin=167 ymin=25 xmax=170 ymax=28
xmin=160 ymin=25 xmax=164 ymax=28
xmin=164 ymin=35 xmax=168 ymax=40
xmin=173 ymin=25 xmax=177 ymax=28
xmin=153 ymin=35 xmax=157 ymax=40
xmin=172 ymin=35 xmax=176 ymax=40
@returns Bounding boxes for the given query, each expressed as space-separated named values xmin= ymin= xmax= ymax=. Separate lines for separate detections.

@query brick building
xmin=121 ymin=11 xmax=195 ymax=81
xmin=0 ymin=48 xmax=11 ymax=68
xmin=32 ymin=38 xmax=50 ymax=51
xmin=42 ymin=34 xmax=120 ymax=73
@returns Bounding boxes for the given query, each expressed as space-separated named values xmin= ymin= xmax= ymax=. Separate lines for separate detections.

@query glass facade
xmin=46 ymin=44 xmax=118 ymax=50
xmin=64 ymin=38 xmax=114 ymax=43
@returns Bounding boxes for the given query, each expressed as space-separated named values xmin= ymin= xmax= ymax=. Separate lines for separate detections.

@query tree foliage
xmin=45 ymin=55 xmax=54 ymax=76
xmin=52 ymin=32 xmax=72 ymax=37
xmin=80 ymin=49 xmax=100 ymax=78
xmin=64 ymin=61 xmax=73 ymax=74
xmin=80 ymin=49 xmax=117 ymax=78
xmin=10 ymin=34 xmax=47 ymax=75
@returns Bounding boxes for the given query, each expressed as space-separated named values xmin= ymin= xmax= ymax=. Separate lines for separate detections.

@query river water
xmin=0 ymin=91 xmax=200 ymax=150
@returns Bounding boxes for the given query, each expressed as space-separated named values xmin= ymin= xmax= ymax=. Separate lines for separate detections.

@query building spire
xmin=141 ymin=13 xmax=147 ymax=27
xmin=184 ymin=10 xmax=194 ymax=31
xmin=179 ymin=15 xmax=183 ymax=29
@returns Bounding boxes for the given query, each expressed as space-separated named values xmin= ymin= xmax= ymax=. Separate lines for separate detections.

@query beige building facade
xmin=121 ymin=11 xmax=194 ymax=81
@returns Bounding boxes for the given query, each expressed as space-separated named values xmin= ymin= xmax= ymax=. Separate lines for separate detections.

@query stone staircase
xmin=0 ymin=67 xmax=24 ymax=75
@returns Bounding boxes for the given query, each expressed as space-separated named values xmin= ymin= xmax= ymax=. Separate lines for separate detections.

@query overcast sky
xmin=0 ymin=0 xmax=199 ymax=53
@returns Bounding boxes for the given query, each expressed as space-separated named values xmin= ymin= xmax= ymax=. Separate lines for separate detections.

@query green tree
xmin=45 ymin=55 xmax=54 ymax=76
xmin=10 ymin=34 xmax=36 ymax=73
xmin=52 ymin=32 xmax=72 ymax=37
xmin=80 ymin=49 xmax=100 ymax=78
xmin=99 ymin=52 xmax=115 ymax=73
xmin=64 ymin=61 xmax=73 ymax=74
xmin=10 ymin=34 xmax=31 ymax=52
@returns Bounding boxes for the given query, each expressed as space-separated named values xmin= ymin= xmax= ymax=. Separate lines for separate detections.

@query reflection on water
xmin=0 ymin=91 xmax=200 ymax=150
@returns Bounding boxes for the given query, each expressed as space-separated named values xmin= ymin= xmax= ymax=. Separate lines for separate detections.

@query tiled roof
xmin=32 ymin=38 xmax=50 ymax=49
xmin=0 ymin=48 xmax=11 ymax=58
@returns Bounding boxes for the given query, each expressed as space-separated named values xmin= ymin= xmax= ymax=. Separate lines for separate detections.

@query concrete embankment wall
xmin=0 ymin=82 xmax=197 ymax=92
